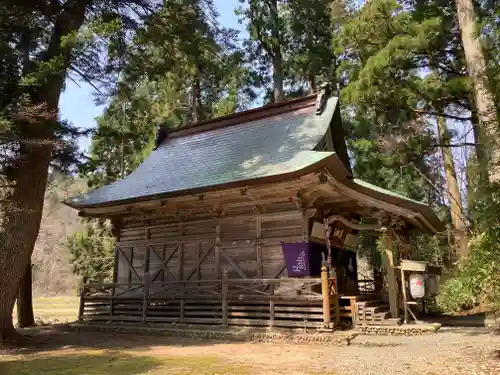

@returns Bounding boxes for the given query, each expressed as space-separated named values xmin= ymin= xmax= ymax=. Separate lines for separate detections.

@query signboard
xmin=329 ymin=221 xmax=352 ymax=247
xmin=409 ymin=273 xmax=425 ymax=299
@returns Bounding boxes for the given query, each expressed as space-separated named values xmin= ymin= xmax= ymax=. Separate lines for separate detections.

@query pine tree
xmin=0 ymin=0 xmax=157 ymax=343
xmin=70 ymin=0 xmax=256 ymax=283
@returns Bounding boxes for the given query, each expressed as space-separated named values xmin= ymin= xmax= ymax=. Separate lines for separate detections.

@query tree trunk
xmin=437 ymin=115 xmax=469 ymax=259
xmin=307 ymin=74 xmax=316 ymax=94
xmin=191 ymin=77 xmax=203 ymax=122
xmin=470 ymin=104 xmax=489 ymax=187
xmin=16 ymin=261 xmax=35 ymax=328
xmin=456 ymin=0 xmax=500 ymax=183
xmin=0 ymin=145 xmax=52 ymax=340
xmin=269 ymin=0 xmax=284 ymax=103
xmin=0 ymin=0 xmax=89 ymax=343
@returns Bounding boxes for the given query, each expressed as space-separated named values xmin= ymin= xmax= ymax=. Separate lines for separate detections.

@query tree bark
xmin=437 ymin=115 xmax=469 ymax=259
xmin=0 ymin=145 xmax=52 ymax=340
xmin=269 ymin=0 xmax=284 ymax=103
xmin=456 ymin=0 xmax=500 ymax=183
xmin=470 ymin=103 xmax=489 ymax=187
xmin=307 ymin=74 xmax=316 ymax=94
xmin=16 ymin=261 xmax=35 ymax=328
xmin=0 ymin=0 xmax=89 ymax=342
xmin=191 ymin=77 xmax=203 ymax=123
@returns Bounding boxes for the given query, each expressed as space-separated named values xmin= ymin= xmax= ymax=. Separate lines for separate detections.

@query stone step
xmin=375 ymin=317 xmax=402 ymax=326
xmin=356 ymin=300 xmax=385 ymax=308
xmin=361 ymin=305 xmax=389 ymax=314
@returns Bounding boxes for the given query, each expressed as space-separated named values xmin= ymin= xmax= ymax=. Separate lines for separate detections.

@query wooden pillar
xmin=177 ymin=223 xmax=184 ymax=281
xmin=196 ymin=240 xmax=201 ymax=282
xmin=269 ymin=284 xmax=275 ymax=326
xmin=142 ymin=273 xmax=151 ymax=323
xmin=301 ymin=209 xmax=309 ymax=241
xmin=215 ymin=215 xmax=221 ymax=278
xmin=382 ymin=228 xmax=399 ymax=318
xmin=329 ymin=275 xmax=340 ymax=327
xmin=321 ymin=266 xmax=331 ymax=328
xmin=221 ymin=270 xmax=228 ymax=326
xmin=256 ymin=209 xmax=263 ymax=278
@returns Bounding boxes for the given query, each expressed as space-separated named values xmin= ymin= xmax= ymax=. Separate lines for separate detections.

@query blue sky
xmin=62 ymin=0 xmax=244 ymax=153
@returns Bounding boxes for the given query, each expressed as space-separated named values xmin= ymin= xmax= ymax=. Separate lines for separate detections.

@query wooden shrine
xmin=66 ymin=86 xmax=444 ymax=330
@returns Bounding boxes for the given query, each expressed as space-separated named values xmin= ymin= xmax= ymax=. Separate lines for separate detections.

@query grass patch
xmin=13 ymin=296 xmax=79 ymax=324
xmin=0 ymin=350 xmax=251 ymax=375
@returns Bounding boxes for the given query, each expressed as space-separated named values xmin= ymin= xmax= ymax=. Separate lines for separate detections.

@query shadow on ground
xmin=423 ymin=312 xmax=499 ymax=336
xmin=3 ymin=324 xmax=254 ymax=356
xmin=0 ymin=352 xmax=162 ymax=375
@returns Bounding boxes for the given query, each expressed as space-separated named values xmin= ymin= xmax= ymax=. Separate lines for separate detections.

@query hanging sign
xmin=329 ymin=221 xmax=352 ymax=247
xmin=409 ymin=273 xmax=425 ymax=299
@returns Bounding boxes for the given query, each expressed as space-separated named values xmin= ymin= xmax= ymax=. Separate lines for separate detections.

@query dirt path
xmin=6 ymin=326 xmax=500 ymax=375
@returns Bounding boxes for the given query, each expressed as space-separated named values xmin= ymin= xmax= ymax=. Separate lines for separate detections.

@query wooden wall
xmin=114 ymin=200 xmax=307 ymax=285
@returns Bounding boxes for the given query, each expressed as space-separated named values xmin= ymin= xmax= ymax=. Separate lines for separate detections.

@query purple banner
xmin=281 ymin=242 xmax=325 ymax=277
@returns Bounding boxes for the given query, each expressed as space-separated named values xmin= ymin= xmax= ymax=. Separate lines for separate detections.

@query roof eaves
xmin=349 ymin=179 xmax=445 ymax=234
xmin=63 ymin=151 xmax=341 ymax=211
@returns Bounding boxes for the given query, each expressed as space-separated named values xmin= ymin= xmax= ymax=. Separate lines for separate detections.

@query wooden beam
xmin=177 ymin=223 xmax=184 ymax=281
xmin=118 ymin=247 xmax=141 ymax=282
xmin=185 ymin=244 xmax=214 ymax=281
xmin=326 ymin=215 xmax=385 ymax=232
xmin=144 ymin=227 xmax=151 ymax=279
xmin=215 ymin=215 xmax=221 ymax=278
xmin=196 ymin=241 xmax=201 ymax=281
xmin=219 ymin=248 xmax=248 ymax=279
xmin=256 ymin=208 xmax=263 ymax=278
xmin=79 ymin=174 xmax=319 ymax=217
xmin=150 ymin=245 xmax=178 ymax=281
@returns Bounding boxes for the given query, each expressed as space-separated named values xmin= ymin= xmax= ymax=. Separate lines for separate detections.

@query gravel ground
xmin=9 ymin=326 xmax=500 ymax=375
xmin=198 ymin=328 xmax=500 ymax=375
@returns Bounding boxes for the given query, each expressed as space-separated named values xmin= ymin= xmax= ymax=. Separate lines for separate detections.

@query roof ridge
xmin=163 ymin=94 xmax=318 ymax=140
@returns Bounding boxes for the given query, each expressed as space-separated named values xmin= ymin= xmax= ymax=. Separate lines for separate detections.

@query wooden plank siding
xmin=115 ymin=201 xmax=305 ymax=287
xmin=79 ymin=277 xmax=343 ymax=329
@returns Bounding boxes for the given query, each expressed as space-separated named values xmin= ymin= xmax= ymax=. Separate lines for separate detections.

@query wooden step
xmin=375 ymin=317 xmax=402 ymax=326
xmin=356 ymin=300 xmax=385 ymax=308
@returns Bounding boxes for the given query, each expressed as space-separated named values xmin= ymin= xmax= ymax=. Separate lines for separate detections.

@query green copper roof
xmin=349 ymin=178 xmax=445 ymax=233
xmin=67 ymin=96 xmax=339 ymax=208
xmin=353 ymin=179 xmax=430 ymax=207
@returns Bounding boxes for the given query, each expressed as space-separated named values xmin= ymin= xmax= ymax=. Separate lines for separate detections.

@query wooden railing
xmin=79 ymin=271 xmax=340 ymax=329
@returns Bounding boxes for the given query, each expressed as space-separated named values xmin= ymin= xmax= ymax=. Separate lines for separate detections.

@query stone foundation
xmin=355 ymin=323 xmax=441 ymax=336
xmin=69 ymin=321 xmax=441 ymax=344
xmin=70 ymin=323 xmax=358 ymax=346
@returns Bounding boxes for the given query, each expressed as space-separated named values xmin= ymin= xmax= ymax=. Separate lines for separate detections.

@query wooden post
xmin=382 ymin=228 xmax=399 ymax=318
xmin=179 ymin=300 xmax=185 ymax=323
xmin=269 ymin=284 xmax=275 ymax=327
xmin=142 ymin=273 xmax=150 ymax=323
xmin=321 ymin=266 xmax=331 ymax=328
xmin=177 ymin=223 xmax=184 ymax=281
xmin=329 ymin=276 xmax=340 ymax=327
xmin=215 ymin=216 xmax=221 ymax=278
xmin=78 ymin=279 xmax=86 ymax=321
xmin=350 ymin=298 xmax=357 ymax=328
xmin=256 ymin=210 xmax=263 ymax=278
xmin=196 ymin=240 xmax=201 ymax=282
xmin=221 ymin=270 xmax=228 ymax=326
xmin=400 ymin=267 xmax=408 ymax=324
